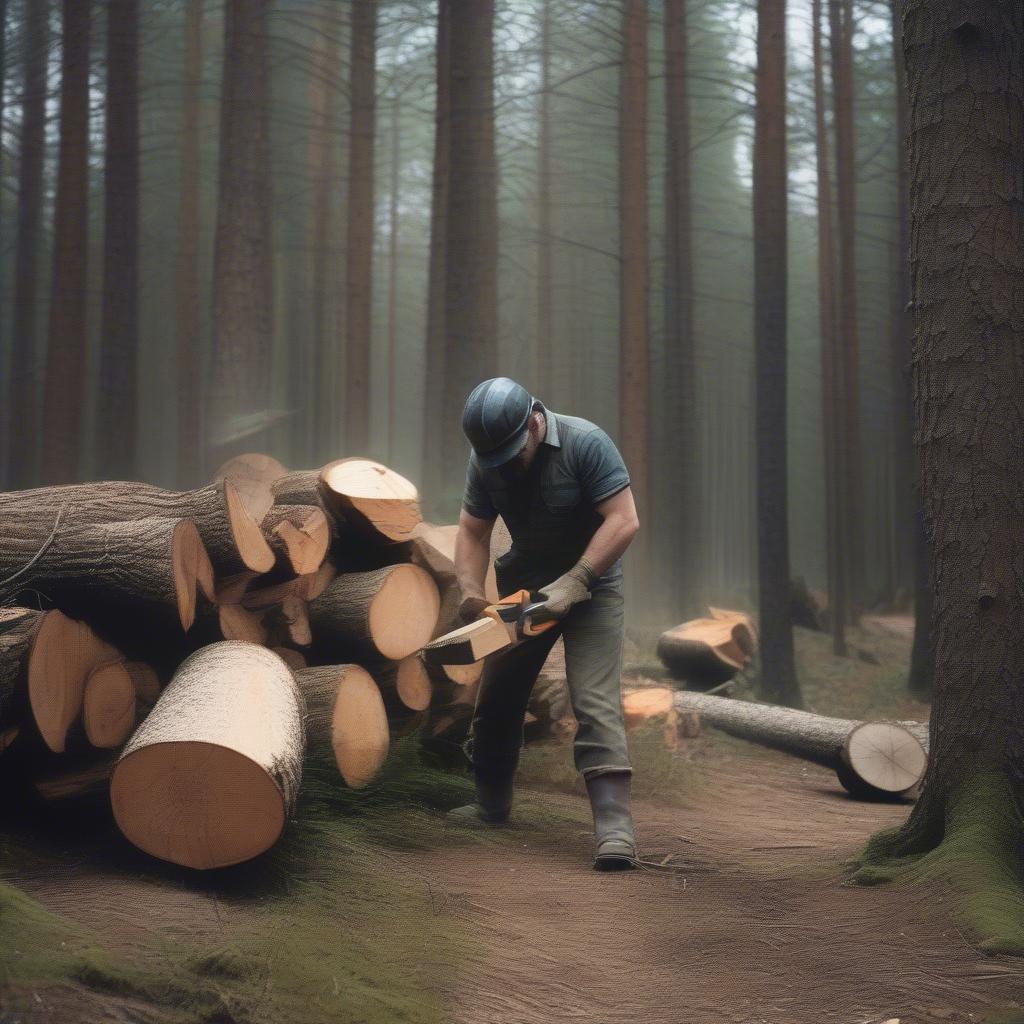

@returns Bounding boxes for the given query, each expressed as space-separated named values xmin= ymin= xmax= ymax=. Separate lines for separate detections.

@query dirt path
xmin=396 ymin=751 xmax=1024 ymax=1024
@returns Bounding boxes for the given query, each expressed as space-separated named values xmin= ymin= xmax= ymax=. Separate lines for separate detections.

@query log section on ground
xmin=621 ymin=685 xmax=700 ymax=749
xmin=213 ymin=452 xmax=288 ymax=522
xmin=672 ymin=690 xmax=928 ymax=798
xmin=657 ymin=612 xmax=756 ymax=685
xmin=308 ymin=564 xmax=440 ymax=660
xmin=0 ymin=479 xmax=274 ymax=576
xmin=319 ymin=458 xmax=421 ymax=542
xmin=2 ymin=516 xmax=214 ymax=632
xmin=22 ymin=610 xmax=124 ymax=752
xmin=110 ymin=642 xmax=305 ymax=869
xmin=261 ymin=504 xmax=330 ymax=575
xmin=362 ymin=655 xmax=433 ymax=712
xmin=292 ymin=664 xmax=389 ymax=787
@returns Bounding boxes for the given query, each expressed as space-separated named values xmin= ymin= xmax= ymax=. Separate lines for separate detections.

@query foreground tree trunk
xmin=852 ymin=2 xmax=1024 ymax=956
xmin=97 ymin=0 xmax=140 ymax=479
xmin=752 ymin=0 xmax=801 ymax=707
xmin=42 ymin=0 xmax=91 ymax=484
xmin=6 ymin=0 xmax=48 ymax=489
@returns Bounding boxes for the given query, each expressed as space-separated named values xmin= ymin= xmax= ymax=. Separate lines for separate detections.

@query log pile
xmin=0 ymin=454 xmax=518 ymax=868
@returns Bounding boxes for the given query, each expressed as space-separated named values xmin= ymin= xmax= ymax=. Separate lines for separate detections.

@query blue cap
xmin=461 ymin=377 xmax=534 ymax=469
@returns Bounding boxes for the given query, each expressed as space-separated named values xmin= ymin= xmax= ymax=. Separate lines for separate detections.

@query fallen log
xmin=362 ymin=655 xmax=433 ymax=712
xmin=671 ymin=690 xmax=928 ymax=798
xmin=292 ymin=664 xmax=389 ymax=787
xmin=0 ymin=479 xmax=274 ymax=577
xmin=2 ymin=516 xmax=215 ymax=633
xmin=319 ymin=458 xmax=422 ymax=543
xmin=213 ymin=452 xmax=288 ymax=522
xmin=110 ymin=642 xmax=305 ymax=869
xmin=657 ymin=612 xmax=756 ymax=686
xmin=82 ymin=661 xmax=137 ymax=748
xmin=308 ymin=565 xmax=439 ymax=661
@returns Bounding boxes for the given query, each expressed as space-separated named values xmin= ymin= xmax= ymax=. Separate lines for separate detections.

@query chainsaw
xmin=420 ymin=589 xmax=559 ymax=667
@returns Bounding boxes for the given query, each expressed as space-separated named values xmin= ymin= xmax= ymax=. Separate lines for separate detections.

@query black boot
xmin=446 ymin=756 xmax=517 ymax=825
xmin=584 ymin=770 xmax=638 ymax=870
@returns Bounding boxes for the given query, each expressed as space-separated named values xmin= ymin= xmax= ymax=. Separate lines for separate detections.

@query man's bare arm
xmin=579 ymin=486 xmax=640 ymax=578
xmin=454 ymin=508 xmax=495 ymax=602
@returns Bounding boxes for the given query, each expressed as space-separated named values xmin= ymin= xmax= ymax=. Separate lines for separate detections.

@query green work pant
xmin=462 ymin=584 xmax=633 ymax=780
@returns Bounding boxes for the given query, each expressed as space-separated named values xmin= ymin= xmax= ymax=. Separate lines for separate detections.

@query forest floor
xmin=2 ymin=615 xmax=1024 ymax=1024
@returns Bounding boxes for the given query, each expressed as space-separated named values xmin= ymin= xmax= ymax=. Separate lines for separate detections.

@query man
xmin=447 ymin=376 xmax=642 ymax=871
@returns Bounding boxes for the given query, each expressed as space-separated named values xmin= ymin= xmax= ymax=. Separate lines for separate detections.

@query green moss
xmin=851 ymin=772 xmax=1024 ymax=955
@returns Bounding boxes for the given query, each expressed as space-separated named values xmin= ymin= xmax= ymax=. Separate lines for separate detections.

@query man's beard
xmin=497 ymin=457 xmax=529 ymax=483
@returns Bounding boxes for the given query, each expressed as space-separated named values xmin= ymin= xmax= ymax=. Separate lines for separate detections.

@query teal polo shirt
xmin=461 ymin=403 xmax=631 ymax=593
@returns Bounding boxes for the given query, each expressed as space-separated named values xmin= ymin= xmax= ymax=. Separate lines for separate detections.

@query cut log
xmin=261 ymin=504 xmax=330 ymax=575
xmin=441 ymin=661 xmax=485 ymax=686
xmin=292 ymin=664 xmax=389 ymax=787
xmin=259 ymin=596 xmax=311 ymax=648
xmin=672 ymin=691 xmax=928 ymax=798
xmin=319 ymin=458 xmax=421 ymax=542
xmin=363 ymin=655 xmax=433 ymax=712
xmin=240 ymin=562 xmax=337 ymax=611
xmin=621 ymin=685 xmax=690 ymax=749
xmin=1 ymin=607 xmax=45 ymax=732
xmin=82 ymin=661 xmax=136 ymax=748
xmin=657 ymin=614 xmax=756 ymax=685
xmin=0 ymin=479 xmax=274 ymax=577
xmin=2 ymin=517 xmax=215 ymax=633
xmin=31 ymin=755 xmax=118 ymax=802
xmin=270 ymin=469 xmax=334 ymax=519
xmin=214 ymin=570 xmax=261 ymax=605
xmin=213 ymin=452 xmax=288 ymax=522
xmin=110 ymin=642 xmax=305 ymax=869
xmin=217 ymin=603 xmax=269 ymax=646
xmin=308 ymin=564 xmax=440 ymax=661
xmin=125 ymin=661 xmax=160 ymax=712
xmin=27 ymin=610 xmax=123 ymax=753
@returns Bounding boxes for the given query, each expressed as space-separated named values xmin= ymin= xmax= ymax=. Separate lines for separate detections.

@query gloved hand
xmin=531 ymin=557 xmax=598 ymax=623
xmin=458 ymin=592 xmax=491 ymax=624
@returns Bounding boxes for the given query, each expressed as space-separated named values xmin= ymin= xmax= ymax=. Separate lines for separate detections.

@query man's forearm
xmin=579 ymin=513 xmax=639 ymax=579
xmin=454 ymin=529 xmax=491 ymax=599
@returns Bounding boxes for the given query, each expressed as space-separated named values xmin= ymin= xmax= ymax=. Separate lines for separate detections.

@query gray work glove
xmin=458 ymin=593 xmax=491 ymax=625
xmin=531 ymin=557 xmax=599 ymax=623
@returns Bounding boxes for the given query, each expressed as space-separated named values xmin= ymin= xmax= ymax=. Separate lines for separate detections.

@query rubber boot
xmin=446 ymin=757 xmax=517 ymax=826
xmin=584 ymin=770 xmax=638 ymax=870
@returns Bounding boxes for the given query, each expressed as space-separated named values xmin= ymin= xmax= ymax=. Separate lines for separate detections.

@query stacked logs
xmin=0 ymin=455 xmax=490 ymax=869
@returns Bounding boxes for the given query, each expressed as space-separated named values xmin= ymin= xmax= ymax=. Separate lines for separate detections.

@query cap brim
xmin=474 ymin=426 xmax=530 ymax=469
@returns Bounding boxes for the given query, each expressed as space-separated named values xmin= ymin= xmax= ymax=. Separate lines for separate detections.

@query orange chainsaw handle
xmin=482 ymin=590 xmax=559 ymax=638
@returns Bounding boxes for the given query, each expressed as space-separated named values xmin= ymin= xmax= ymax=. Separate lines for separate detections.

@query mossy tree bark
xmin=852 ymin=0 xmax=1024 ymax=955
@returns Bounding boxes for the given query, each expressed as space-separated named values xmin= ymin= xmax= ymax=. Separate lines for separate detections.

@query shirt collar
xmin=538 ymin=403 xmax=561 ymax=448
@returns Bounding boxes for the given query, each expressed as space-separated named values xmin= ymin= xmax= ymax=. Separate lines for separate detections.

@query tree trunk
xmin=209 ymin=0 xmax=273 ymax=471
xmin=663 ymin=0 xmax=697 ymax=616
xmin=386 ymin=95 xmax=401 ymax=463
xmin=619 ymin=0 xmax=650 ymax=595
xmin=852 ymin=2 xmax=1024 ymax=955
xmin=42 ymin=0 xmax=91 ymax=485
xmin=829 ymin=0 xmax=863 ymax=624
xmin=441 ymin=0 xmax=498 ymax=502
xmin=6 ymin=0 xmax=48 ymax=490
xmin=753 ymin=0 xmax=801 ymax=707
xmin=536 ymin=0 xmax=553 ymax=392
xmin=110 ymin=642 xmax=305 ymax=869
xmin=178 ymin=0 xmax=203 ymax=487
xmin=344 ymin=0 xmax=377 ymax=456
xmin=812 ymin=0 xmax=847 ymax=657
xmin=96 ymin=0 xmax=140 ymax=479
xmin=422 ymin=0 xmax=451 ymax=516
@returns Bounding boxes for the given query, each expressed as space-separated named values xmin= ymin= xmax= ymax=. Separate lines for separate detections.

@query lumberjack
xmin=448 ymin=376 xmax=642 ymax=871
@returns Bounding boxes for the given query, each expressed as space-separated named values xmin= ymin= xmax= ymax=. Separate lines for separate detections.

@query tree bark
xmin=97 ymin=0 xmax=140 ymax=480
xmin=42 ymin=0 xmax=91 ymax=484
xmin=344 ymin=0 xmax=377 ymax=456
xmin=812 ymin=0 xmax=847 ymax=657
xmin=536 ymin=0 xmax=553 ymax=392
xmin=829 ymin=0 xmax=863 ymax=623
xmin=422 ymin=0 xmax=451 ymax=515
xmin=619 ymin=0 xmax=650 ymax=591
xmin=209 ymin=0 xmax=273 ymax=471
xmin=852 ymin=3 xmax=1024 ymax=954
xmin=663 ymin=0 xmax=697 ymax=616
xmin=178 ymin=0 xmax=203 ymax=487
xmin=753 ymin=0 xmax=801 ymax=707
xmin=441 ymin=0 xmax=498 ymax=501
xmin=6 ymin=0 xmax=48 ymax=489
